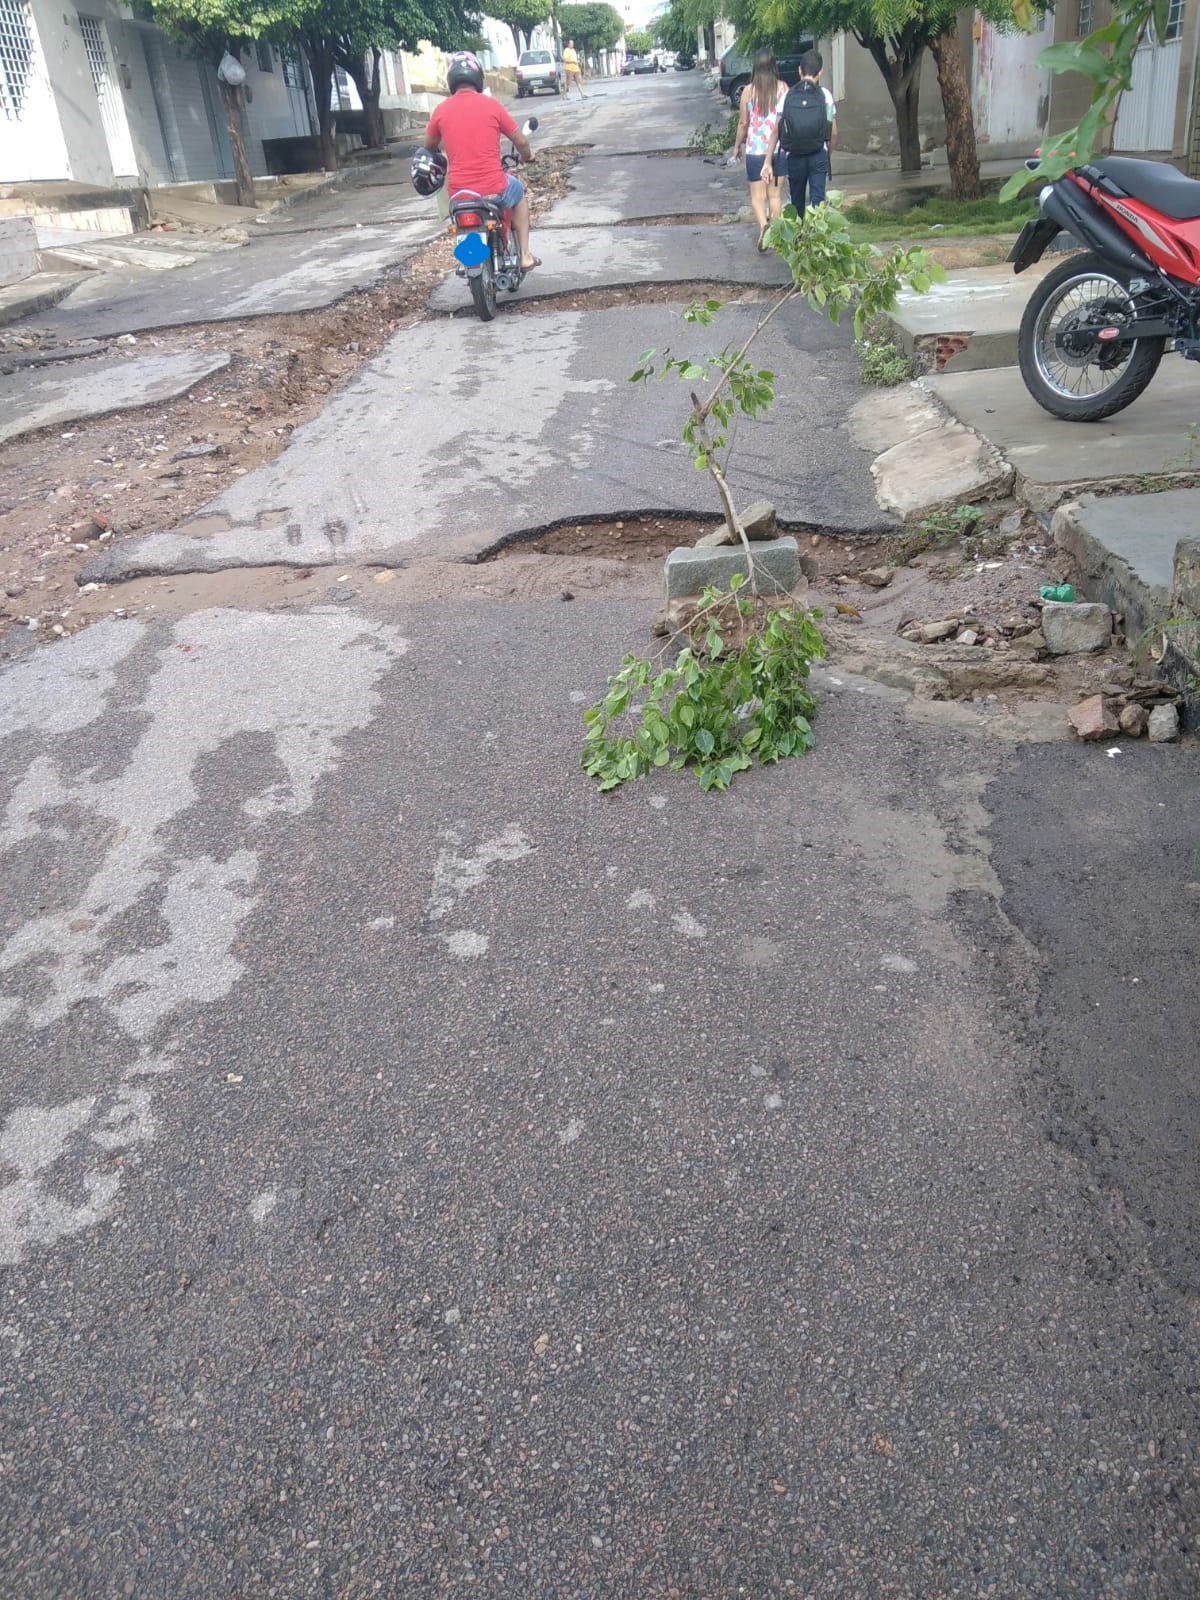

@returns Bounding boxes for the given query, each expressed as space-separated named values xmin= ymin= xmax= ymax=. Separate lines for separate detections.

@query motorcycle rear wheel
xmin=1018 ymin=250 xmax=1165 ymax=422
xmin=470 ymin=255 xmax=497 ymax=322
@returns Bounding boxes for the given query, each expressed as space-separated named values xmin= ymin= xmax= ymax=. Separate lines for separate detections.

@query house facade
xmin=0 ymin=0 xmax=573 ymax=192
xmin=5 ymin=2 xmax=1199 ymax=192
xmin=969 ymin=0 xmax=1200 ymax=163
xmin=1 ymin=0 xmax=317 ymax=187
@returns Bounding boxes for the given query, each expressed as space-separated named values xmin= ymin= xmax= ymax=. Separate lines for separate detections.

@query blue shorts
xmin=500 ymin=174 xmax=525 ymax=210
xmin=746 ymin=154 xmax=784 ymax=185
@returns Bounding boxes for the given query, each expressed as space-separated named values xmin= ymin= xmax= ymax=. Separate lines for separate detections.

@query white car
xmin=516 ymin=49 xmax=560 ymax=97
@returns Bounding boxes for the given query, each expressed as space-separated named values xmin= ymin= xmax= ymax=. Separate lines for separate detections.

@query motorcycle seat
xmin=451 ymin=193 xmax=507 ymax=216
xmin=1093 ymin=157 xmax=1200 ymax=220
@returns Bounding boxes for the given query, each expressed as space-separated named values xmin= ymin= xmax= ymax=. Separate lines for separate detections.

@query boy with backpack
xmin=762 ymin=50 xmax=836 ymax=217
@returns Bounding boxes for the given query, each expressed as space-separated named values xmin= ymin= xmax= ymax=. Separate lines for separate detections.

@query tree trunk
xmin=864 ymin=36 xmax=925 ymax=174
xmin=930 ymin=27 xmax=980 ymax=201
xmin=307 ymin=39 xmax=338 ymax=171
xmin=509 ymin=23 xmax=523 ymax=56
xmin=347 ymin=48 xmax=386 ymax=149
xmin=216 ymin=76 xmax=255 ymax=208
xmin=894 ymin=68 xmax=923 ymax=174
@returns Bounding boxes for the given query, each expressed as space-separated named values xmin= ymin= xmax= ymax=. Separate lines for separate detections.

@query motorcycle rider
xmin=424 ymin=52 xmax=540 ymax=273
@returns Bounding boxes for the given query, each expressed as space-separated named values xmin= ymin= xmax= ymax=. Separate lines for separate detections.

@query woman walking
xmin=733 ymin=49 xmax=788 ymax=251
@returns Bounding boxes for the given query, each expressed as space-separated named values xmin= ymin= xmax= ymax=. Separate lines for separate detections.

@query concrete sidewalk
xmin=922 ymin=360 xmax=1200 ymax=703
xmin=890 ymin=263 xmax=1051 ymax=373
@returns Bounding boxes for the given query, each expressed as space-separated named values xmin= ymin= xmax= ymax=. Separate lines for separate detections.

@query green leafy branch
xmin=1001 ymin=0 xmax=1160 ymax=199
xmin=581 ymin=578 xmax=825 ymax=793
xmin=630 ymin=202 xmax=942 ymax=582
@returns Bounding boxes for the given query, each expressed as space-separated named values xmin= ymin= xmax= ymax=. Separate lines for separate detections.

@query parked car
xmin=718 ymin=41 xmax=814 ymax=107
xmin=516 ymin=49 xmax=560 ymax=96
xmin=674 ymin=51 xmax=696 ymax=70
xmin=622 ymin=55 xmax=662 ymax=75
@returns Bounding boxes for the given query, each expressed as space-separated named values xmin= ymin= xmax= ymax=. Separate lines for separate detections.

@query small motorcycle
xmin=1011 ymin=154 xmax=1200 ymax=421
xmin=450 ymin=118 xmax=538 ymax=322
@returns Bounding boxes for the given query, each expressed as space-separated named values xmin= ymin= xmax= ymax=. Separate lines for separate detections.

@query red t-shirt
xmin=427 ymin=91 xmax=519 ymax=199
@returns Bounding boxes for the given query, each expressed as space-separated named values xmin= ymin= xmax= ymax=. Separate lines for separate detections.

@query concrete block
xmin=1040 ymin=600 xmax=1112 ymax=655
xmin=0 ymin=218 xmax=37 ymax=289
xmin=665 ymin=538 xmax=800 ymax=601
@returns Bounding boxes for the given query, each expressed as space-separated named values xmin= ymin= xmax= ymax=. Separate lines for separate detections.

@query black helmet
xmin=411 ymin=147 xmax=447 ymax=196
xmin=447 ymin=50 xmax=484 ymax=92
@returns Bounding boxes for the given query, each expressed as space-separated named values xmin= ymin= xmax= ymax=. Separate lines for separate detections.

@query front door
xmin=1114 ymin=1 xmax=1185 ymax=152
xmin=0 ymin=0 xmax=70 ymax=180
xmin=78 ymin=14 xmax=139 ymax=178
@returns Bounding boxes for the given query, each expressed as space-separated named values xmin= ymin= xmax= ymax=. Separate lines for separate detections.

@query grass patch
xmin=857 ymin=335 xmax=916 ymax=386
xmin=841 ymin=194 xmax=1039 ymax=244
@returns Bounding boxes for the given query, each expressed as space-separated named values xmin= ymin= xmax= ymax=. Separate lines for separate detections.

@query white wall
xmin=0 ymin=0 xmax=71 ymax=181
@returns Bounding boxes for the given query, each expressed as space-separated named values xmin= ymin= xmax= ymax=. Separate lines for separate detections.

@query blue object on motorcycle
xmin=454 ymin=232 xmax=490 ymax=267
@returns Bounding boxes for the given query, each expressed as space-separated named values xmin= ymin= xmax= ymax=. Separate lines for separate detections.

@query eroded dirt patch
xmin=486 ymin=513 xmax=720 ymax=561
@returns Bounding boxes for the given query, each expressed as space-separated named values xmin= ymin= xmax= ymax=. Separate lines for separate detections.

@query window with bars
xmin=79 ymin=17 xmax=120 ymax=127
xmin=0 ymin=0 xmax=35 ymax=120
xmin=1078 ymin=0 xmax=1094 ymax=36
xmin=256 ymin=41 xmax=273 ymax=72
xmin=280 ymin=43 xmax=303 ymax=88
xmin=1162 ymin=0 xmax=1184 ymax=41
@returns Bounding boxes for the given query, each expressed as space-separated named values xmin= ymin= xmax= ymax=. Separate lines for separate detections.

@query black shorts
xmin=746 ymin=154 xmax=784 ymax=185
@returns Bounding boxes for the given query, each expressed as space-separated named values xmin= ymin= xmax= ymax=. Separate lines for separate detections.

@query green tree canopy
xmin=625 ymin=26 xmax=654 ymax=52
xmin=559 ymin=1 xmax=623 ymax=53
xmin=487 ymin=0 xmax=554 ymax=55
xmin=654 ymin=0 xmax=697 ymax=54
xmin=283 ymin=0 xmax=477 ymax=167
xmin=145 ymin=0 xmax=285 ymax=204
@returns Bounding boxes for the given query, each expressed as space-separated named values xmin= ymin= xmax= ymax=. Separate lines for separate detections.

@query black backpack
xmin=779 ymin=80 xmax=827 ymax=156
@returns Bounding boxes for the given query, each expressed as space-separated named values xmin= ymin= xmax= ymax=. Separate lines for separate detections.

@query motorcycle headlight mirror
xmin=523 ymin=118 xmax=538 ymax=135
xmin=1039 ymin=184 xmax=1055 ymax=206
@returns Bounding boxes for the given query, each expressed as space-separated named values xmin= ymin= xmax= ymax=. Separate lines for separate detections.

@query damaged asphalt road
xmin=1 ymin=70 xmax=1199 ymax=1600
xmin=80 ymin=298 xmax=892 ymax=585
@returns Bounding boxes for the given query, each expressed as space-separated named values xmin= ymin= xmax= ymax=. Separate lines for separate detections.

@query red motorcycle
xmin=1011 ymin=155 xmax=1200 ymax=420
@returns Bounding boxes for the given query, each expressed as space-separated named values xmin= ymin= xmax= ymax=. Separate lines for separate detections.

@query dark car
xmin=674 ymin=51 xmax=695 ymax=70
xmin=621 ymin=55 xmax=661 ymax=75
xmin=718 ymin=40 xmax=814 ymax=107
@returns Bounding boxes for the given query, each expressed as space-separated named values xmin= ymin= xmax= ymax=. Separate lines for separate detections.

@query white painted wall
xmin=0 ymin=0 xmax=71 ymax=181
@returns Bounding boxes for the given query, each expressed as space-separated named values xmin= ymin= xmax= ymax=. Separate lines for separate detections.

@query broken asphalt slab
xmin=0 ymin=349 xmax=230 ymax=446
xmin=930 ymin=362 xmax=1200 ymax=515
xmin=81 ymin=300 xmax=893 ymax=584
xmin=25 ymin=222 xmax=435 ymax=339
xmin=430 ymin=222 xmax=788 ymax=312
xmin=541 ymin=152 xmax=747 ymax=227
xmin=848 ymin=383 xmax=1012 ymax=521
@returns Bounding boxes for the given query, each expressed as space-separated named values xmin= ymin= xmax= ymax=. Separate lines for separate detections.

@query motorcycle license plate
xmin=454 ymin=230 xmax=490 ymax=268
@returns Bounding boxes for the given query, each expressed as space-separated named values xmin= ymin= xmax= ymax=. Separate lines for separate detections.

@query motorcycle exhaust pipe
xmin=1044 ymin=181 xmax=1155 ymax=277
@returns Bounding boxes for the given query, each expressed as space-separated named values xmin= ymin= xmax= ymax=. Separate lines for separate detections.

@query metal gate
xmin=0 ymin=0 xmax=69 ymax=179
xmin=79 ymin=14 xmax=138 ymax=178
xmin=1114 ymin=1 xmax=1185 ymax=152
